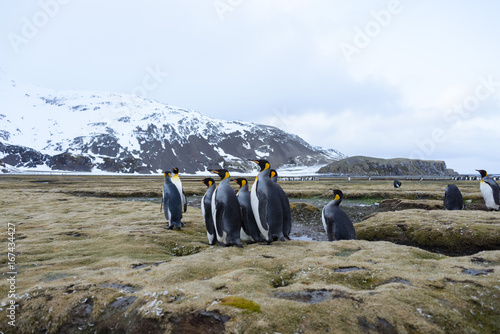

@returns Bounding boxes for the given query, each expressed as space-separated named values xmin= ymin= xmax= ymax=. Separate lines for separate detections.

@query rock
xmin=318 ymin=156 xmax=457 ymax=176
xmin=290 ymin=202 xmax=322 ymax=224
xmin=356 ymin=209 xmax=500 ymax=255
xmin=379 ymin=199 xmax=444 ymax=211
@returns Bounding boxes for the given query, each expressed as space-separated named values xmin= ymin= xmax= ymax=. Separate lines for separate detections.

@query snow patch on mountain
xmin=0 ymin=76 xmax=346 ymax=174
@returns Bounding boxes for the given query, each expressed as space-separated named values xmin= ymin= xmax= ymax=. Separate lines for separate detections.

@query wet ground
xmin=124 ymin=195 xmax=382 ymax=242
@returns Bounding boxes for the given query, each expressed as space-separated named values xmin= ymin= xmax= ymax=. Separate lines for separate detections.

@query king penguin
xmin=477 ymin=170 xmax=500 ymax=211
xmin=201 ymin=178 xmax=217 ymax=245
xmin=250 ymin=159 xmax=285 ymax=242
xmin=210 ymin=169 xmax=243 ymax=247
xmin=443 ymin=184 xmax=465 ymax=210
xmin=171 ymin=167 xmax=187 ymax=212
xmin=234 ymin=178 xmax=264 ymax=243
xmin=270 ymin=169 xmax=292 ymax=240
xmin=162 ymin=171 xmax=183 ymax=229
xmin=321 ymin=189 xmax=356 ymax=241
xmin=393 ymin=179 xmax=402 ymax=188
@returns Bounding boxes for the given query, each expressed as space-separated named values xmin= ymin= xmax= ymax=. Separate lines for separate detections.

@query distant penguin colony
xmin=321 ymin=189 xmax=356 ymax=241
xmin=162 ymin=171 xmax=183 ymax=230
xmin=443 ymin=184 xmax=464 ymax=210
xmin=477 ymin=170 xmax=500 ymax=211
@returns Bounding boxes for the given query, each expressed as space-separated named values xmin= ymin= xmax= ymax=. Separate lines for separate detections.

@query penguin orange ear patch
xmin=334 ymin=194 xmax=340 ymax=201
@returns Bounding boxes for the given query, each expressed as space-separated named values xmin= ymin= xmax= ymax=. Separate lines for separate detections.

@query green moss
xmin=267 ymin=264 xmax=296 ymax=288
xmin=408 ymin=249 xmax=446 ymax=260
xmin=220 ymin=296 xmax=261 ymax=313
xmin=334 ymin=248 xmax=361 ymax=257
xmin=327 ymin=270 xmax=378 ymax=290
xmin=163 ymin=242 xmax=205 ymax=256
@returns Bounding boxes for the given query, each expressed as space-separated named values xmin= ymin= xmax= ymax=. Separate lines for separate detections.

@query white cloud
xmin=1 ymin=0 xmax=500 ymax=173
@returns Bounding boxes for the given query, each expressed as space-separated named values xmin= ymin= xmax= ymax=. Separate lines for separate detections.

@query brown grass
xmin=0 ymin=175 xmax=498 ymax=333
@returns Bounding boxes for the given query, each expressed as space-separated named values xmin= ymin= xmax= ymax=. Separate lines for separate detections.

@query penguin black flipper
xmin=182 ymin=190 xmax=187 ymax=212
xmin=257 ymin=190 xmax=270 ymax=236
xmin=239 ymin=205 xmax=251 ymax=238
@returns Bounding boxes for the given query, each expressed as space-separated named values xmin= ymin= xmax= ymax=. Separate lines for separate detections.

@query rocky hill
xmin=317 ymin=156 xmax=457 ymax=176
xmin=0 ymin=77 xmax=345 ymax=173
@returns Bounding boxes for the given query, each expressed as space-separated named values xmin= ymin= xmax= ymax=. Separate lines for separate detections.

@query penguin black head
xmin=329 ymin=189 xmax=344 ymax=205
xmin=270 ymin=169 xmax=278 ymax=179
xmin=211 ymin=169 xmax=230 ymax=180
xmin=173 ymin=167 xmax=180 ymax=175
xmin=476 ymin=169 xmax=488 ymax=178
xmin=163 ymin=170 xmax=172 ymax=178
xmin=233 ymin=178 xmax=247 ymax=188
xmin=251 ymin=159 xmax=270 ymax=171
xmin=201 ymin=177 xmax=215 ymax=188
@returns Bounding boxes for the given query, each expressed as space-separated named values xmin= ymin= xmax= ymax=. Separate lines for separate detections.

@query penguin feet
xmin=167 ymin=224 xmax=182 ymax=230
xmin=223 ymin=243 xmax=244 ymax=248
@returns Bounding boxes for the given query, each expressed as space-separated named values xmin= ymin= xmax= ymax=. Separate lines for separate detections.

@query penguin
xmin=321 ymin=189 xmax=356 ymax=241
xmin=443 ymin=184 xmax=465 ymax=210
xmin=162 ymin=171 xmax=183 ymax=229
xmin=201 ymin=178 xmax=217 ymax=245
xmin=394 ymin=179 xmax=402 ymax=188
xmin=171 ymin=167 xmax=187 ymax=212
xmin=234 ymin=178 xmax=264 ymax=243
xmin=210 ymin=169 xmax=243 ymax=247
xmin=270 ymin=169 xmax=292 ymax=240
xmin=477 ymin=170 xmax=500 ymax=211
xmin=250 ymin=159 xmax=285 ymax=242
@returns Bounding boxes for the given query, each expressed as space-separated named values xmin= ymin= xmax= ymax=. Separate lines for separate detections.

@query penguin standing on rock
xmin=210 ymin=169 xmax=243 ymax=247
xmin=270 ymin=169 xmax=292 ymax=240
xmin=322 ymin=189 xmax=356 ymax=241
xmin=162 ymin=171 xmax=183 ymax=230
xmin=443 ymin=184 xmax=465 ymax=210
xmin=201 ymin=178 xmax=217 ymax=245
xmin=250 ymin=159 xmax=285 ymax=243
xmin=477 ymin=170 xmax=500 ymax=211
xmin=171 ymin=168 xmax=187 ymax=212
xmin=234 ymin=178 xmax=264 ymax=243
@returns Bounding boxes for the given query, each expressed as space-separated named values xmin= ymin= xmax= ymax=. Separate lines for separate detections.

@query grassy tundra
xmin=0 ymin=174 xmax=499 ymax=333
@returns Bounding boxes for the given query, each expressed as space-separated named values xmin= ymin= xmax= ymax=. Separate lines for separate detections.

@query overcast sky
xmin=1 ymin=1 xmax=500 ymax=174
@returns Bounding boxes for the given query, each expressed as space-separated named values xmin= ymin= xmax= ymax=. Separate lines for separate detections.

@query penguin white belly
xmin=201 ymin=195 xmax=206 ymax=217
xmin=211 ymin=188 xmax=221 ymax=241
xmin=481 ymin=182 xmax=500 ymax=210
xmin=207 ymin=231 xmax=215 ymax=244
xmin=321 ymin=208 xmax=327 ymax=234
xmin=166 ymin=207 xmax=171 ymax=222
xmin=201 ymin=196 xmax=214 ymax=243
xmin=251 ymin=181 xmax=269 ymax=241
xmin=171 ymin=176 xmax=186 ymax=207
xmin=240 ymin=228 xmax=253 ymax=242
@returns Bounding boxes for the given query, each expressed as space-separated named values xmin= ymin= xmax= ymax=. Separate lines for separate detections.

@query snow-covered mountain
xmin=0 ymin=77 xmax=345 ymax=174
